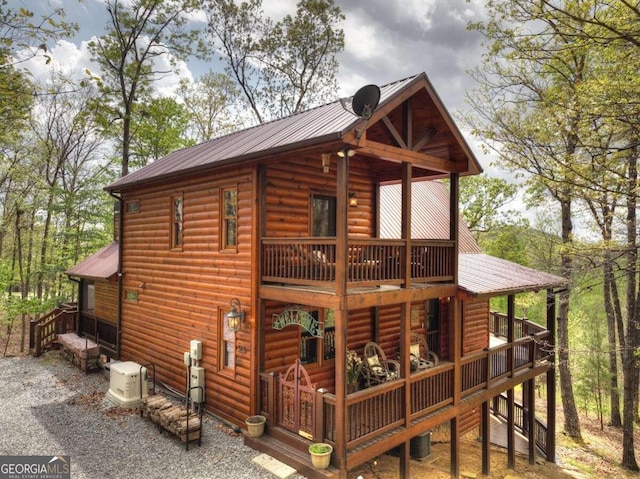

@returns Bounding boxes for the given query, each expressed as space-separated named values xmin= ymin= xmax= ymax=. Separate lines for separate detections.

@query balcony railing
xmin=258 ymin=330 xmax=552 ymax=458
xmin=261 ymin=238 xmax=455 ymax=287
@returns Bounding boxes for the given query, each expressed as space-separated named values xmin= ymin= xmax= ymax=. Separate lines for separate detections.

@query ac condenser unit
xmin=106 ymin=361 xmax=148 ymax=408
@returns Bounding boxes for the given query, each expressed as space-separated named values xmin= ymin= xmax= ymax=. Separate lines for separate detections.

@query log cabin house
xmin=65 ymin=73 xmax=568 ymax=478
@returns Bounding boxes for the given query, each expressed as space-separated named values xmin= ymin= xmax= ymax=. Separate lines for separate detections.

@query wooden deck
xmin=490 ymin=414 xmax=532 ymax=456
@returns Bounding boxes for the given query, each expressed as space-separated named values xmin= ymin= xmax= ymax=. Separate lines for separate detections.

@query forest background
xmin=2 ymin=0 xmax=640 ymax=475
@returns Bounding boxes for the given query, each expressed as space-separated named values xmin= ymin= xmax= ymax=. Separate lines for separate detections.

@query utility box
xmin=106 ymin=361 xmax=148 ymax=408
xmin=190 ymin=366 xmax=205 ymax=403
xmin=410 ymin=431 xmax=431 ymax=460
xmin=190 ymin=340 xmax=202 ymax=360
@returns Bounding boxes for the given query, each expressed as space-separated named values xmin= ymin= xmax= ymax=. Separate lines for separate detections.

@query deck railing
xmin=489 ymin=311 xmax=546 ymax=339
xmin=29 ymin=303 xmax=77 ymax=357
xmin=493 ymin=393 xmax=548 ymax=456
xmin=261 ymin=238 xmax=455 ymax=287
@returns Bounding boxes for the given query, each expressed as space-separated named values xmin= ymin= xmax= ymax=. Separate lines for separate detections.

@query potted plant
xmin=308 ymin=443 xmax=333 ymax=470
xmin=346 ymin=349 xmax=363 ymax=393
xmin=245 ymin=414 xmax=266 ymax=438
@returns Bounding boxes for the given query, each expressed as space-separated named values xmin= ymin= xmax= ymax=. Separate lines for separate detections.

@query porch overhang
xmin=65 ymin=241 xmax=119 ymax=281
xmin=458 ymin=253 xmax=569 ymax=299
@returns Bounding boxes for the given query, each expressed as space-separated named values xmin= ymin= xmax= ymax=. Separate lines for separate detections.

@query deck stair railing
xmin=29 ymin=303 xmax=77 ymax=357
xmin=492 ymin=392 xmax=548 ymax=457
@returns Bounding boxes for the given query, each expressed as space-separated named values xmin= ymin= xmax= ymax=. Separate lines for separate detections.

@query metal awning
xmin=65 ymin=242 xmax=118 ymax=280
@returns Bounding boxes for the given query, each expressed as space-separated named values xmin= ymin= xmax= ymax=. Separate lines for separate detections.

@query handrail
xmin=29 ymin=306 xmax=77 ymax=357
xmin=493 ymin=393 xmax=548 ymax=456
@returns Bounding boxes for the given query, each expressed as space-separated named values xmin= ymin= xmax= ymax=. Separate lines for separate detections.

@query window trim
xmin=220 ymin=185 xmax=238 ymax=252
xmin=170 ymin=194 xmax=184 ymax=251
xmin=218 ymin=306 xmax=236 ymax=377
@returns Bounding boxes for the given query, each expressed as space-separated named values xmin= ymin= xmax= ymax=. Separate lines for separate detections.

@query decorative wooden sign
xmin=272 ymin=306 xmax=323 ymax=337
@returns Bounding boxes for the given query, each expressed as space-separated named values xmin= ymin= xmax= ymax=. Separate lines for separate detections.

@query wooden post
xmin=314 ymin=388 xmax=328 ymax=442
xmin=401 ymin=162 xmax=411 ymax=288
xmin=450 ymin=416 xmax=460 ymax=478
xmin=527 ymin=377 xmax=537 ymax=464
xmin=546 ymin=289 xmax=557 ymax=463
xmin=399 ymin=440 xmax=411 ymax=479
xmin=482 ymin=399 xmax=491 ymax=475
xmin=449 ymin=173 xmax=459 ymax=284
xmin=507 ymin=387 xmax=515 ymax=469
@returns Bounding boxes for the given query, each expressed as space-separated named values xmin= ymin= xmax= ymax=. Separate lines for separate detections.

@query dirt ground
xmin=3 ymin=330 xmax=639 ymax=479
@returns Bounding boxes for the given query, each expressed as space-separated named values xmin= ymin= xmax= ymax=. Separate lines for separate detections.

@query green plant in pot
xmin=245 ymin=415 xmax=266 ymax=438
xmin=309 ymin=443 xmax=333 ymax=470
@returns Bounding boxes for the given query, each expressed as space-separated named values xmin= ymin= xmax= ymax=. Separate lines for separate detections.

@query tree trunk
xmin=603 ymin=252 xmax=622 ymax=426
xmin=558 ymin=198 xmax=582 ymax=441
xmin=621 ymin=153 xmax=639 ymax=470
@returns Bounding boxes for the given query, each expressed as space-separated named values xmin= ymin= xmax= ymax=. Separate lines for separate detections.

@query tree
xmin=467 ymin=0 xmax=599 ymax=442
xmin=129 ymin=96 xmax=193 ymax=168
xmin=177 ymin=70 xmax=241 ymax=142
xmin=204 ymin=0 xmax=344 ymax=124
xmin=88 ymin=0 xmax=203 ymax=177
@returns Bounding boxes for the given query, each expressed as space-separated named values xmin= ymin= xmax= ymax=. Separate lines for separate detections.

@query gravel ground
xmin=0 ymin=351 xmax=300 ymax=479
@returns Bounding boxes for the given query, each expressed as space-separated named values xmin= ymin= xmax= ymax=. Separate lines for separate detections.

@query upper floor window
xmin=221 ymin=187 xmax=237 ymax=251
xmin=311 ymin=193 xmax=336 ymax=237
xmin=171 ymin=195 xmax=183 ymax=249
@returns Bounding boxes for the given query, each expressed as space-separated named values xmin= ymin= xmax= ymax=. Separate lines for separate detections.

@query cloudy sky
xmin=14 ymin=0 xmax=492 ymax=166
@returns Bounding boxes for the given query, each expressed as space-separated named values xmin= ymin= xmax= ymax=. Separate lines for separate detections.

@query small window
xmin=125 ymin=290 xmax=138 ymax=303
xmin=219 ymin=307 xmax=236 ymax=370
xmin=171 ymin=195 xmax=183 ymax=249
xmin=300 ymin=309 xmax=335 ymax=365
xmin=221 ymin=187 xmax=237 ymax=251
xmin=126 ymin=200 xmax=140 ymax=213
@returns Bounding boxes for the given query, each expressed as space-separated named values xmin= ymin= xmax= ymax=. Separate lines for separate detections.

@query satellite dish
xmin=351 ymin=84 xmax=380 ymax=120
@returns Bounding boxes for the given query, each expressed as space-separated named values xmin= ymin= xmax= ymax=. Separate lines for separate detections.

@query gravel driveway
xmin=0 ymin=351 xmax=293 ymax=479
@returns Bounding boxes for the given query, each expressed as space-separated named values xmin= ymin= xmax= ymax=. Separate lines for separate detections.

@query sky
xmin=14 ymin=1 xmax=489 ymax=144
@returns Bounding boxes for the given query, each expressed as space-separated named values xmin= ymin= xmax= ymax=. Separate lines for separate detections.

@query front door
xmin=278 ymin=359 xmax=316 ymax=439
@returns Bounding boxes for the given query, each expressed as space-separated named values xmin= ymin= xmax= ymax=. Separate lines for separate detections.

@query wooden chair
xmin=363 ymin=342 xmax=400 ymax=387
xmin=410 ymin=332 xmax=439 ymax=370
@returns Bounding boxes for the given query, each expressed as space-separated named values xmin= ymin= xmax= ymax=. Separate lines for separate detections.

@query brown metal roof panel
xmin=65 ymin=242 xmax=119 ymax=280
xmin=459 ymin=253 xmax=568 ymax=297
xmin=379 ymin=181 xmax=481 ymax=253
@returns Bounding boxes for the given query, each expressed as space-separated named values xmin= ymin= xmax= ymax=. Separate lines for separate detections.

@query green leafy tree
xmin=88 ymin=0 xmax=203 ymax=177
xmin=204 ymin=0 xmax=344 ymax=124
xmin=177 ymin=70 xmax=241 ymax=142
xmin=129 ymin=96 xmax=193 ymax=168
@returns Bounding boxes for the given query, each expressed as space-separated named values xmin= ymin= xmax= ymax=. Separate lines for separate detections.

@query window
xmin=126 ymin=200 xmax=140 ymax=213
xmin=300 ymin=309 xmax=335 ymax=365
xmin=82 ymin=281 xmax=95 ymax=312
xmin=311 ymin=194 xmax=336 ymax=237
xmin=219 ymin=307 xmax=236 ymax=371
xmin=221 ymin=187 xmax=237 ymax=251
xmin=171 ymin=195 xmax=183 ymax=249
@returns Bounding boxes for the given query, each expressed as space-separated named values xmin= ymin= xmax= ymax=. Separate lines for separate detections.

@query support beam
xmin=401 ymin=162 xmax=412 ymax=288
xmin=528 ymin=377 xmax=537 ymax=464
xmin=546 ymin=289 xmax=557 ymax=463
xmin=482 ymin=399 xmax=491 ymax=475
xmin=507 ymin=387 xmax=515 ymax=469
xmin=450 ymin=417 xmax=460 ymax=478
xmin=399 ymin=441 xmax=411 ymax=479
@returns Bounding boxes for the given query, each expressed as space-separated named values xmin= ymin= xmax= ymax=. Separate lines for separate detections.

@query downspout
xmin=109 ymin=191 xmax=124 ymax=359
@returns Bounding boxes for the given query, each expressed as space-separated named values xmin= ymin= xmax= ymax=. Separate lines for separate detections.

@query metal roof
xmin=65 ymin=242 xmax=118 ymax=280
xmin=106 ymin=75 xmax=421 ymax=191
xmin=459 ymin=253 xmax=568 ymax=297
xmin=106 ymin=72 xmax=482 ymax=192
xmin=378 ymin=181 xmax=481 ymax=253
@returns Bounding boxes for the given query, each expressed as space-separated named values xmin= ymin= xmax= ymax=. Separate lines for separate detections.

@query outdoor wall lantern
xmin=349 ymin=192 xmax=358 ymax=207
xmin=227 ymin=298 xmax=245 ymax=332
xmin=321 ymin=153 xmax=331 ymax=173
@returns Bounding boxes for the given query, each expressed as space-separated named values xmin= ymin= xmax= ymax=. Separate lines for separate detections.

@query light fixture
xmin=349 ymin=192 xmax=358 ymax=207
xmin=337 ymin=148 xmax=355 ymax=158
xmin=226 ymin=298 xmax=245 ymax=332
xmin=321 ymin=153 xmax=331 ymax=173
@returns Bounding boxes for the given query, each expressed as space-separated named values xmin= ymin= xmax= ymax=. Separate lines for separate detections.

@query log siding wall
xmin=119 ymin=166 xmax=254 ymax=425
xmin=95 ymin=280 xmax=118 ymax=324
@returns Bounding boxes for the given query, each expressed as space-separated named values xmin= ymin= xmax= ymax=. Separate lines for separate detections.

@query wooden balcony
xmin=261 ymin=238 xmax=455 ymax=287
xmin=255 ymin=330 xmax=553 ymax=471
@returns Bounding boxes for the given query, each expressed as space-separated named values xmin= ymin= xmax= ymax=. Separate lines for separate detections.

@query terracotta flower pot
xmin=309 ymin=443 xmax=333 ymax=470
xmin=245 ymin=415 xmax=266 ymax=438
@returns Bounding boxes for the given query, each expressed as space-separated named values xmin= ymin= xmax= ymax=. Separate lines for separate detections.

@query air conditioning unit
xmin=106 ymin=361 xmax=148 ymax=408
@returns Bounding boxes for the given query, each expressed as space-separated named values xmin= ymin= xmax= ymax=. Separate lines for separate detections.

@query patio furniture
xmin=363 ymin=342 xmax=400 ymax=387
xmin=410 ymin=332 xmax=439 ymax=370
